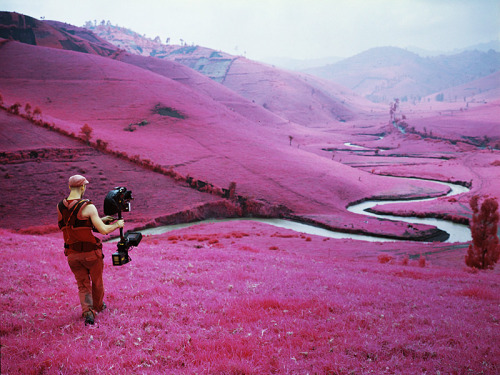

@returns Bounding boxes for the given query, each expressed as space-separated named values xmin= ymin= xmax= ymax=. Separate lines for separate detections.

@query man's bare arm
xmin=81 ymin=204 xmax=124 ymax=235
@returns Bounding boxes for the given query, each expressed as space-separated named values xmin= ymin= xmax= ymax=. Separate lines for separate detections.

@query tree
xmin=24 ymin=103 xmax=32 ymax=116
xmin=465 ymin=195 xmax=500 ymax=269
xmin=228 ymin=182 xmax=236 ymax=199
xmin=9 ymin=102 xmax=21 ymax=115
xmin=79 ymin=123 xmax=93 ymax=145
xmin=33 ymin=106 xmax=42 ymax=119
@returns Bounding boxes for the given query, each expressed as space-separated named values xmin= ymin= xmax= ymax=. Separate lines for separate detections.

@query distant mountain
xmin=257 ymin=56 xmax=345 ymax=71
xmin=447 ymin=40 xmax=500 ymax=55
xmin=406 ymin=40 xmax=500 ymax=57
xmin=426 ymin=70 xmax=500 ymax=103
xmin=304 ymin=46 xmax=500 ymax=103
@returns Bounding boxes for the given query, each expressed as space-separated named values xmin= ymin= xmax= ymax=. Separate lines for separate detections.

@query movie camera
xmin=104 ymin=187 xmax=142 ymax=266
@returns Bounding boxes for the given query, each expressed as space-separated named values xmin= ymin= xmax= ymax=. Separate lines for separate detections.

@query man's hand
xmin=101 ymin=215 xmax=116 ymax=224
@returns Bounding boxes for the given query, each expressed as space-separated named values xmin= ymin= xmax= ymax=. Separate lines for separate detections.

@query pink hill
xmin=0 ymin=39 xmax=455 ymax=240
xmin=0 ymin=12 xmax=116 ymax=55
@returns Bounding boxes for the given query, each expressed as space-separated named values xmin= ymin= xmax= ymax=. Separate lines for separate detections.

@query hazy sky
xmin=3 ymin=0 xmax=499 ymax=61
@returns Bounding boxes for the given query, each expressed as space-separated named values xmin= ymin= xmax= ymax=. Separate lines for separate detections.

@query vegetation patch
xmin=153 ymin=104 xmax=186 ymax=119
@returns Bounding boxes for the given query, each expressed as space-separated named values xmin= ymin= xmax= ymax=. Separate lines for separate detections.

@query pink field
xmin=1 ymin=222 xmax=499 ymax=374
xmin=1 ymin=14 xmax=500 ymax=374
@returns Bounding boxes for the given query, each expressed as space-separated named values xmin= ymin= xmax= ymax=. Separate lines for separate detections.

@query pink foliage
xmin=377 ymin=253 xmax=394 ymax=264
xmin=79 ymin=123 xmax=93 ymax=144
xmin=465 ymin=195 xmax=500 ymax=269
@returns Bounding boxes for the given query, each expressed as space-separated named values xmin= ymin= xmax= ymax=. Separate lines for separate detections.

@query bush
xmin=465 ymin=195 xmax=500 ymax=269
xmin=33 ymin=107 xmax=42 ymax=118
xmin=24 ymin=103 xmax=32 ymax=116
xmin=377 ymin=254 xmax=394 ymax=264
xmin=79 ymin=123 xmax=93 ymax=145
xmin=8 ymin=102 xmax=21 ymax=115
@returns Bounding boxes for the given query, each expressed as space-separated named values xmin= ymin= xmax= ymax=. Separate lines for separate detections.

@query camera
xmin=104 ymin=187 xmax=142 ymax=266
xmin=104 ymin=186 xmax=133 ymax=215
xmin=113 ymin=231 xmax=142 ymax=266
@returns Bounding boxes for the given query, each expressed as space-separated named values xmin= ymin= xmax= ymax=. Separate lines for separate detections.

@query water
xmin=344 ymin=142 xmax=368 ymax=149
xmin=139 ymin=178 xmax=470 ymax=243
xmin=347 ymin=178 xmax=471 ymax=243
xmin=139 ymin=217 xmax=401 ymax=242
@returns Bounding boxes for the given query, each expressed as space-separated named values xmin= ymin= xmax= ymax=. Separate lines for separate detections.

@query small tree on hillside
xmin=24 ymin=103 xmax=32 ymax=117
xmin=33 ymin=106 xmax=42 ymax=118
xmin=80 ymin=123 xmax=93 ymax=145
xmin=228 ymin=181 xmax=236 ymax=199
xmin=9 ymin=102 xmax=21 ymax=115
xmin=465 ymin=195 xmax=500 ymax=269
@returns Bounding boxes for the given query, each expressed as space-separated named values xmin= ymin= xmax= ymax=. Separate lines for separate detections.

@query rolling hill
xmin=0 ymin=12 xmax=116 ymax=56
xmin=84 ymin=20 xmax=379 ymax=127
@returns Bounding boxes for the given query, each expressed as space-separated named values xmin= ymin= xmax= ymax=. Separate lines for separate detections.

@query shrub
xmin=33 ymin=106 xmax=42 ymax=118
xmin=401 ymin=255 xmax=409 ymax=266
xmin=228 ymin=181 xmax=236 ymax=199
xmin=96 ymin=139 xmax=108 ymax=150
xmin=153 ymin=104 xmax=186 ymax=119
xmin=24 ymin=103 xmax=32 ymax=116
xmin=377 ymin=254 xmax=394 ymax=264
xmin=79 ymin=123 xmax=93 ymax=145
xmin=8 ymin=102 xmax=21 ymax=115
xmin=465 ymin=195 xmax=500 ymax=269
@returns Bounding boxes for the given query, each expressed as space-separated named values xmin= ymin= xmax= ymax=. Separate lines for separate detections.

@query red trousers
xmin=67 ymin=249 xmax=105 ymax=315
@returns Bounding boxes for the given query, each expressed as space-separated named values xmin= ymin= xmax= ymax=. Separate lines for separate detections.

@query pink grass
xmin=1 ymin=222 xmax=499 ymax=374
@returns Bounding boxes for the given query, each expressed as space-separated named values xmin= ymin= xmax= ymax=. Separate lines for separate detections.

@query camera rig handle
xmin=117 ymin=208 xmax=124 ymax=241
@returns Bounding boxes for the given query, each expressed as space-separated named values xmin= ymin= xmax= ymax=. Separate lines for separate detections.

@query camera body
xmin=104 ymin=187 xmax=142 ymax=266
xmin=104 ymin=187 xmax=133 ymax=216
xmin=112 ymin=231 xmax=142 ymax=266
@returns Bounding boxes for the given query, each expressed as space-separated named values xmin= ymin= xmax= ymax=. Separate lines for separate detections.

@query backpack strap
xmin=64 ymin=199 xmax=90 ymax=228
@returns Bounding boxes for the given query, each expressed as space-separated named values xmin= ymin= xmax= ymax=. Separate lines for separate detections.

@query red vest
xmin=58 ymin=199 xmax=98 ymax=247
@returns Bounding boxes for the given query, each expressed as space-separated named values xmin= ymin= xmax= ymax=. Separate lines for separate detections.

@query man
xmin=57 ymin=174 xmax=124 ymax=325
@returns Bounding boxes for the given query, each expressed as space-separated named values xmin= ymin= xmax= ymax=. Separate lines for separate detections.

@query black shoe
xmin=84 ymin=311 xmax=95 ymax=325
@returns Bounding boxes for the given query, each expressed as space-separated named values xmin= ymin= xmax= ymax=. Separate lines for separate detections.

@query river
xmin=137 ymin=177 xmax=470 ymax=243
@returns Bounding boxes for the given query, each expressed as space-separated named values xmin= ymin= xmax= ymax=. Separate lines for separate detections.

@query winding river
xmin=347 ymin=177 xmax=471 ymax=243
xmin=139 ymin=177 xmax=471 ymax=243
